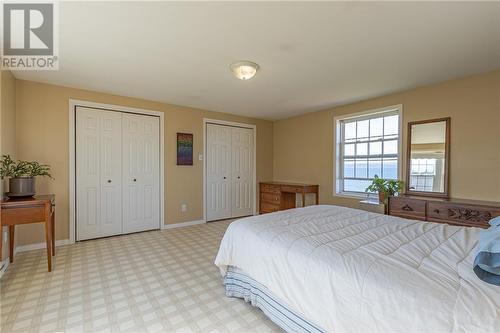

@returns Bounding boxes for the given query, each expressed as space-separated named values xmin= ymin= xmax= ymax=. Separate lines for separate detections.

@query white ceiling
xmin=13 ymin=2 xmax=500 ymax=120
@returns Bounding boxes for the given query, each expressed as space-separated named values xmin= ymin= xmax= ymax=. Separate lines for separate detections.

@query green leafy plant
xmin=365 ymin=175 xmax=404 ymax=202
xmin=0 ymin=155 xmax=53 ymax=179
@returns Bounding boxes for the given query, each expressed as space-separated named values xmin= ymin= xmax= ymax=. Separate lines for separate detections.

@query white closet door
xmin=76 ymin=108 xmax=100 ymax=240
xmin=100 ymin=111 xmax=123 ymax=237
xmin=206 ymin=124 xmax=232 ymax=221
xmin=140 ymin=116 xmax=160 ymax=231
xmin=76 ymin=107 xmax=122 ymax=240
xmin=231 ymin=127 xmax=254 ymax=217
xmin=122 ymin=114 xmax=160 ymax=233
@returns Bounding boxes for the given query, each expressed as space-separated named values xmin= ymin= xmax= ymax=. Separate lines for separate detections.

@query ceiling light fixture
xmin=230 ymin=61 xmax=259 ymax=80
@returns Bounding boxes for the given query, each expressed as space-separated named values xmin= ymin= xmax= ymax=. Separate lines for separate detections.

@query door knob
xmin=107 ymin=180 xmax=112 ymax=183
xmin=133 ymin=178 xmax=137 ymax=182
xmin=237 ymin=176 xmax=240 ymax=179
xmin=223 ymin=177 xmax=226 ymax=179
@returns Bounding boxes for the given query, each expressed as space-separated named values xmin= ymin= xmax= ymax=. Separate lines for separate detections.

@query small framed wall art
xmin=177 ymin=133 xmax=193 ymax=165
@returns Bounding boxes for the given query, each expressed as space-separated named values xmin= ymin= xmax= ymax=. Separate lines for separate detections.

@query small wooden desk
xmin=1 ymin=195 xmax=55 ymax=272
xmin=260 ymin=182 xmax=319 ymax=214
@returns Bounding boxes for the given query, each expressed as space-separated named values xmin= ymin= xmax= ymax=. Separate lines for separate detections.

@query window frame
xmin=334 ymin=105 xmax=403 ymax=198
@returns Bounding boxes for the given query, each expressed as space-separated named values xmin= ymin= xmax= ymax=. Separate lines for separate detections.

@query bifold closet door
xmin=206 ymin=124 xmax=232 ymax=221
xmin=122 ymin=114 xmax=160 ymax=233
xmin=231 ymin=127 xmax=253 ymax=217
xmin=206 ymin=124 xmax=253 ymax=221
xmin=76 ymin=107 xmax=123 ymax=241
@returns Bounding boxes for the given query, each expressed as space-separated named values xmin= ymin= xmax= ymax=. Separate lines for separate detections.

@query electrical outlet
xmin=181 ymin=204 xmax=187 ymax=212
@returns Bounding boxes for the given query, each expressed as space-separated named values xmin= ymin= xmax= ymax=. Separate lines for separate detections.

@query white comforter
xmin=214 ymin=205 xmax=500 ymax=333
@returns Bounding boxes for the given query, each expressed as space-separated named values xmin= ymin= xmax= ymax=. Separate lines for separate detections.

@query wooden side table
xmin=0 ymin=195 xmax=55 ymax=272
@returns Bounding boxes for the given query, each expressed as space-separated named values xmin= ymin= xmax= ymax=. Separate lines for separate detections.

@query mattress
xmin=214 ymin=205 xmax=500 ymax=332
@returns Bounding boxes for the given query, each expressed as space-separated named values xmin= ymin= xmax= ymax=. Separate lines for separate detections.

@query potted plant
xmin=365 ymin=175 xmax=404 ymax=203
xmin=0 ymin=155 xmax=53 ymax=197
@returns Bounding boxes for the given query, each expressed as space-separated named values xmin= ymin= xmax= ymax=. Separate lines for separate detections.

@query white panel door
xmin=99 ymin=111 xmax=123 ymax=237
xmin=76 ymin=108 xmax=101 ymax=240
xmin=231 ymin=127 xmax=254 ymax=217
xmin=140 ymin=116 xmax=160 ymax=231
xmin=76 ymin=107 xmax=122 ymax=240
xmin=122 ymin=114 xmax=160 ymax=233
xmin=122 ymin=114 xmax=142 ymax=233
xmin=206 ymin=124 xmax=232 ymax=221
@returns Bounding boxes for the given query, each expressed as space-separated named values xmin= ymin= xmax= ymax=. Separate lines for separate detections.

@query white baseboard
xmin=161 ymin=219 xmax=206 ymax=230
xmin=14 ymin=239 xmax=71 ymax=255
xmin=0 ymin=239 xmax=69 ymax=278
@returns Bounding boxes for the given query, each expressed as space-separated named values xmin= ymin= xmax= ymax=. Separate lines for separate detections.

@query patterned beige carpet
xmin=0 ymin=220 xmax=283 ymax=333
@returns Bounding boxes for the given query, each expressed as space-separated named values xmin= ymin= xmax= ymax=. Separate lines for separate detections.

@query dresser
xmin=259 ymin=182 xmax=319 ymax=214
xmin=388 ymin=195 xmax=500 ymax=228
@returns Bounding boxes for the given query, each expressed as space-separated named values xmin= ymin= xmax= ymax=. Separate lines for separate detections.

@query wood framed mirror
xmin=406 ymin=117 xmax=450 ymax=198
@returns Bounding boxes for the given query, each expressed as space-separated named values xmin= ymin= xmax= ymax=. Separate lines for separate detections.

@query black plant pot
xmin=7 ymin=177 xmax=36 ymax=197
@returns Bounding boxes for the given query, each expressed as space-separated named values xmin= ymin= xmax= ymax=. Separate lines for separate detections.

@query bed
xmin=214 ymin=205 xmax=500 ymax=332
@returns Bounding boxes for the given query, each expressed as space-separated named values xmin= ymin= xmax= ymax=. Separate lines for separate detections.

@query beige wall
xmin=14 ymin=80 xmax=273 ymax=246
xmin=8 ymin=69 xmax=500 ymax=248
xmin=1 ymin=70 xmax=17 ymax=261
xmin=273 ymin=70 xmax=500 ymax=208
xmin=1 ymin=71 xmax=17 ymax=159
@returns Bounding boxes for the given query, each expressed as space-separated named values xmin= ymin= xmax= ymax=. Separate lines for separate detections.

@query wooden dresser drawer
xmin=260 ymin=183 xmax=280 ymax=194
xmin=388 ymin=195 xmax=499 ymax=228
xmin=427 ymin=202 xmax=496 ymax=228
xmin=389 ymin=197 xmax=426 ymax=220
xmin=261 ymin=192 xmax=280 ymax=204
xmin=1 ymin=206 xmax=45 ymax=224
xmin=281 ymin=185 xmax=303 ymax=193
xmin=260 ymin=202 xmax=280 ymax=213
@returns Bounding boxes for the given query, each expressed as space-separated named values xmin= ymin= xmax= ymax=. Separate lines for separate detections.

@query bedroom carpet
xmin=0 ymin=219 xmax=283 ymax=333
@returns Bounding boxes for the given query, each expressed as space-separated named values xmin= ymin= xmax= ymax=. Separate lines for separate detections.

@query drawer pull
xmin=434 ymin=209 xmax=440 ymax=214
xmin=402 ymin=204 xmax=414 ymax=212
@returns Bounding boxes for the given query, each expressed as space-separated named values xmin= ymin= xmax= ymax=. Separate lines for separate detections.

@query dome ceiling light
xmin=230 ymin=61 xmax=259 ymax=80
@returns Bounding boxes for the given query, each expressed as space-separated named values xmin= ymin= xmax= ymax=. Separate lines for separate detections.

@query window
xmin=335 ymin=106 xmax=402 ymax=196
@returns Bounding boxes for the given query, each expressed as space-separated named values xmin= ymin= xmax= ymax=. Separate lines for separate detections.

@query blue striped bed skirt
xmin=224 ymin=267 xmax=327 ymax=333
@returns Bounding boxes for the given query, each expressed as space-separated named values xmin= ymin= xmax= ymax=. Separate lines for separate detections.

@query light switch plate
xmin=198 ymin=154 xmax=203 ymax=161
